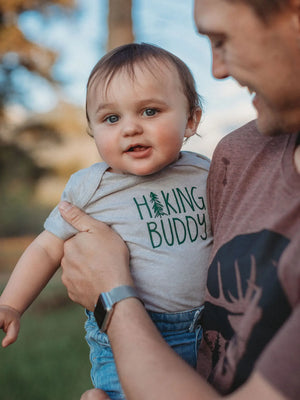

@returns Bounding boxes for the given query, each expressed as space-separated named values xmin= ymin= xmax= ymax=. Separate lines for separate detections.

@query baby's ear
xmin=185 ymin=107 xmax=202 ymax=138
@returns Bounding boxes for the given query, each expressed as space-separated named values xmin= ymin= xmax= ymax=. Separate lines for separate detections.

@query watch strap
xmin=101 ymin=285 xmax=140 ymax=308
xmin=94 ymin=285 xmax=141 ymax=332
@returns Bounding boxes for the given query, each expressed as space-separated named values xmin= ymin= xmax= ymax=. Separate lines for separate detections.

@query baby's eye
xmin=105 ymin=115 xmax=119 ymax=124
xmin=143 ymin=108 xmax=158 ymax=117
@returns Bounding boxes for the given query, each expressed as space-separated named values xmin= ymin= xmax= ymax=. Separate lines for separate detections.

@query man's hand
xmin=0 ymin=305 xmax=21 ymax=347
xmin=59 ymin=201 xmax=132 ymax=310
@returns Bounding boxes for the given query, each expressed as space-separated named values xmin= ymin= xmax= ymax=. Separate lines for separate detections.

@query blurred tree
xmin=0 ymin=0 xmax=77 ymax=237
xmin=0 ymin=137 xmax=50 ymax=236
xmin=0 ymin=0 xmax=75 ymax=119
xmin=107 ymin=0 xmax=134 ymax=50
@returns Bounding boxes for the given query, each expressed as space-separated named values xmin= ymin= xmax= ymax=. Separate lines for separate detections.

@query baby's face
xmin=86 ymin=61 xmax=196 ymax=176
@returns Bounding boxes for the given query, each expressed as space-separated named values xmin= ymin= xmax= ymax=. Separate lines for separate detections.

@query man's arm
xmin=59 ymin=201 xmax=288 ymax=400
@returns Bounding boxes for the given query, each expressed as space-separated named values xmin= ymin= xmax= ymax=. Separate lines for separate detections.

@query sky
xmin=18 ymin=0 xmax=256 ymax=157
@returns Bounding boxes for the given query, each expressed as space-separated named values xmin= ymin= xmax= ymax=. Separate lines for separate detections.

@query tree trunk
xmin=107 ymin=0 xmax=134 ymax=51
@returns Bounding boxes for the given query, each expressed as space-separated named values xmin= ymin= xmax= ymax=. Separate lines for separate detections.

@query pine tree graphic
xmin=149 ymin=192 xmax=166 ymax=218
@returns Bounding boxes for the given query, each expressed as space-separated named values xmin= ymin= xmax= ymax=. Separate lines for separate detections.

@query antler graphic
xmin=206 ymin=255 xmax=261 ymax=314
xmin=206 ymin=255 xmax=263 ymax=393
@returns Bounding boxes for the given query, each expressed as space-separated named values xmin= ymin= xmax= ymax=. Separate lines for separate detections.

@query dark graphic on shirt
xmin=202 ymin=229 xmax=291 ymax=394
xmin=149 ymin=192 xmax=167 ymax=218
xmin=221 ymin=157 xmax=230 ymax=186
xmin=133 ymin=186 xmax=208 ymax=248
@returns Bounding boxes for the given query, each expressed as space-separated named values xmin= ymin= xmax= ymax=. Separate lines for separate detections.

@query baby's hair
xmin=86 ymin=42 xmax=203 ymax=129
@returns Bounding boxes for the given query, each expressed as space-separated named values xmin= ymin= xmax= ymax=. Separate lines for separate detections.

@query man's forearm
xmin=107 ymin=298 xmax=217 ymax=400
xmin=107 ymin=299 xmax=288 ymax=400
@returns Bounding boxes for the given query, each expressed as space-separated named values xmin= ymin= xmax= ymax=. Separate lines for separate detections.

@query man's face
xmin=194 ymin=0 xmax=300 ymax=135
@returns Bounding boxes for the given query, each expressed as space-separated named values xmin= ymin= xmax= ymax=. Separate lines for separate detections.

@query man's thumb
xmin=58 ymin=201 xmax=94 ymax=232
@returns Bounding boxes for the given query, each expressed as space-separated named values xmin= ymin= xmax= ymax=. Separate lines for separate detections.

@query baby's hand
xmin=0 ymin=305 xmax=21 ymax=347
xmin=80 ymin=389 xmax=111 ymax=400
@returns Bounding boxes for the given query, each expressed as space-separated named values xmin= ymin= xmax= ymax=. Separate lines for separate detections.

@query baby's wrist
xmin=0 ymin=304 xmax=21 ymax=318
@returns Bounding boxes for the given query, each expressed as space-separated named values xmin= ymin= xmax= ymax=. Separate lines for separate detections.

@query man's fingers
xmin=58 ymin=201 xmax=98 ymax=232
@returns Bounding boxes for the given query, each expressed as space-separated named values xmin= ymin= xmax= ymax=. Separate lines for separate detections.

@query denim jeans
xmin=85 ymin=306 xmax=203 ymax=400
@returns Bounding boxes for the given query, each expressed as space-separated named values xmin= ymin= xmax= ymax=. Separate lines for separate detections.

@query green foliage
xmin=0 ymin=279 xmax=92 ymax=400
xmin=0 ymin=141 xmax=46 ymax=186
xmin=0 ymin=191 xmax=50 ymax=237
xmin=0 ymin=141 xmax=51 ymax=237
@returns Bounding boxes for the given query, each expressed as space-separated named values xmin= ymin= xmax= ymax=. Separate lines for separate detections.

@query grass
xmin=0 ymin=275 xmax=92 ymax=400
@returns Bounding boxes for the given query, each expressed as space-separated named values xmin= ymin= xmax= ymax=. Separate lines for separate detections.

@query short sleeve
xmin=44 ymin=172 xmax=82 ymax=240
xmin=44 ymin=162 xmax=108 ymax=240
xmin=256 ymin=304 xmax=300 ymax=400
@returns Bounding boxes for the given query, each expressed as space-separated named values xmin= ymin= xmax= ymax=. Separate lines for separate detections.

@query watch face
xmin=94 ymin=294 xmax=113 ymax=332
xmin=93 ymin=287 xmax=139 ymax=332
xmin=94 ymin=296 xmax=106 ymax=329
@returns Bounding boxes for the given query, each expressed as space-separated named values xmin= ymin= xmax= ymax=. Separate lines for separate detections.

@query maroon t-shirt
xmin=197 ymin=120 xmax=300 ymax=399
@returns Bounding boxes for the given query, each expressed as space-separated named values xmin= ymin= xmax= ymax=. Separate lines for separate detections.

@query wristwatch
xmin=94 ymin=285 xmax=141 ymax=332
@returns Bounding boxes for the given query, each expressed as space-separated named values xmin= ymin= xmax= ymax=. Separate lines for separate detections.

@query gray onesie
xmin=44 ymin=151 xmax=212 ymax=312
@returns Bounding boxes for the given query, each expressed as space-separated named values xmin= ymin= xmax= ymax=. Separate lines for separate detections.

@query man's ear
xmin=185 ymin=107 xmax=202 ymax=138
xmin=291 ymin=0 xmax=300 ymax=11
xmin=291 ymin=0 xmax=300 ymax=32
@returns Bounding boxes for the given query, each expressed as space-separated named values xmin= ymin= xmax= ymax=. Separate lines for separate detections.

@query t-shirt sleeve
xmin=256 ymin=304 xmax=300 ymax=399
xmin=44 ymin=162 xmax=107 ymax=240
xmin=44 ymin=172 xmax=83 ymax=240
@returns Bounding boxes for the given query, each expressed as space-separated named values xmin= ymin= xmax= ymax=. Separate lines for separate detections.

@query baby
xmin=0 ymin=43 xmax=212 ymax=400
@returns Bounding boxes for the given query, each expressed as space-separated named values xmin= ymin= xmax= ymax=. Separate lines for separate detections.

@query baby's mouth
xmin=127 ymin=145 xmax=149 ymax=152
xmin=125 ymin=144 xmax=152 ymax=159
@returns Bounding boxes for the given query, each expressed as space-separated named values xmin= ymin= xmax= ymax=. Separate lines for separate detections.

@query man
xmin=59 ymin=1 xmax=300 ymax=399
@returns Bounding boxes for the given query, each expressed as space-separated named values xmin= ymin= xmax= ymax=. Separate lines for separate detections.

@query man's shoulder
xmin=211 ymin=119 xmax=273 ymax=164
xmin=217 ymin=119 xmax=259 ymax=148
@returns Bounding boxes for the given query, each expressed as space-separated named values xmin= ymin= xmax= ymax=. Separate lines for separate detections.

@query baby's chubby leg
xmin=81 ymin=388 xmax=111 ymax=400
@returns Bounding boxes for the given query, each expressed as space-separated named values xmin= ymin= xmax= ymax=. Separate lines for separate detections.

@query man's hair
xmin=86 ymin=42 xmax=202 ymax=124
xmin=228 ymin=0 xmax=289 ymax=21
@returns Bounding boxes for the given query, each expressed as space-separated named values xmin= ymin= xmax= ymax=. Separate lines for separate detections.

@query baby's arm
xmin=0 ymin=230 xmax=64 ymax=347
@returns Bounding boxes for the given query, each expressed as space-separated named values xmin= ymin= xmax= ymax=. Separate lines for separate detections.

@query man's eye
xmin=210 ymin=36 xmax=225 ymax=49
xmin=143 ymin=108 xmax=157 ymax=117
xmin=105 ymin=115 xmax=119 ymax=124
xmin=213 ymin=40 xmax=224 ymax=49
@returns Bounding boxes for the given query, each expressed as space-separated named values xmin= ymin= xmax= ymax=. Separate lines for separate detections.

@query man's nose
xmin=212 ymin=50 xmax=229 ymax=80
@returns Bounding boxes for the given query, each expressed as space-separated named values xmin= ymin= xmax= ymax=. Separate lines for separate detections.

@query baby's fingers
xmin=80 ymin=389 xmax=111 ymax=400
xmin=2 ymin=319 xmax=20 ymax=347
